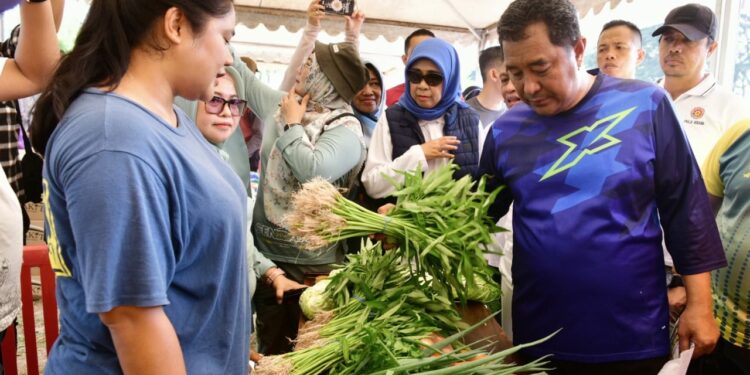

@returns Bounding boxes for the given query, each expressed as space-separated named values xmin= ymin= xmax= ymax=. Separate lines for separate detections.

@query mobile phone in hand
xmin=321 ymin=0 xmax=355 ymax=15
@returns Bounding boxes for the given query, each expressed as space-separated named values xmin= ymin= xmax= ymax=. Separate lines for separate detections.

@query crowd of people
xmin=1 ymin=0 xmax=749 ymax=374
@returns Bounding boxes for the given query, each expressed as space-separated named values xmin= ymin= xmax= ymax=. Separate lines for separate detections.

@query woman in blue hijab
xmin=361 ymin=38 xmax=480 ymax=199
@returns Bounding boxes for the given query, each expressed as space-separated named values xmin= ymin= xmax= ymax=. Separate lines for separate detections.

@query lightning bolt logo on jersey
xmin=479 ymin=74 xmax=725 ymax=362
xmin=538 ymin=107 xmax=636 ymax=213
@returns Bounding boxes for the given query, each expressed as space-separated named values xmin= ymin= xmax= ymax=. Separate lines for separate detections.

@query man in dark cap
xmin=653 ymin=5 xmax=750 ymax=333
xmin=653 ymin=3 xmax=750 ymax=167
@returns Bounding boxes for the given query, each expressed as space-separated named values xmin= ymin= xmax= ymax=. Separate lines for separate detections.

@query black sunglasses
xmin=406 ymin=70 xmax=444 ymax=87
xmin=205 ymin=96 xmax=247 ymax=116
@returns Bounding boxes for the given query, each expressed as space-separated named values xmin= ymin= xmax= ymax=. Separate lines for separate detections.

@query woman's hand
xmin=421 ymin=136 xmax=460 ymax=160
xmin=345 ymin=10 xmax=365 ymax=35
xmin=280 ymin=91 xmax=310 ymax=126
xmin=271 ymin=275 xmax=307 ymax=304
xmin=307 ymin=0 xmax=325 ymax=26
xmin=377 ymin=203 xmax=395 ymax=215
xmin=370 ymin=204 xmax=398 ymax=249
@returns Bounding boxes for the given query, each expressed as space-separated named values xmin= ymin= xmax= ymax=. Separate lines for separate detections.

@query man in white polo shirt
xmin=653 ymin=2 xmax=750 ymax=318
xmin=653 ymin=3 xmax=750 ymax=166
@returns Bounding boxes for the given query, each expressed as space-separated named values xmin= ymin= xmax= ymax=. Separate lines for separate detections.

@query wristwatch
xmin=283 ymin=122 xmax=301 ymax=131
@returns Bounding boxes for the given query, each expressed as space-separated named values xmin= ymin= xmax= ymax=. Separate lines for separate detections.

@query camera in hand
xmin=321 ymin=0 xmax=354 ymax=15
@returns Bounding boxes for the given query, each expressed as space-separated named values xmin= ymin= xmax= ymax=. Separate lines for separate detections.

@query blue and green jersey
xmin=479 ymin=74 xmax=726 ymax=362
xmin=703 ymin=118 xmax=750 ymax=349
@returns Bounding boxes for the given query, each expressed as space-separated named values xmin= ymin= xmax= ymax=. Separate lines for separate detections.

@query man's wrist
xmin=668 ymin=274 xmax=684 ymax=288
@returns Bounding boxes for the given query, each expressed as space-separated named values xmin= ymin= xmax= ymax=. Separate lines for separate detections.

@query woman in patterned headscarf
xmin=252 ymin=41 xmax=368 ymax=355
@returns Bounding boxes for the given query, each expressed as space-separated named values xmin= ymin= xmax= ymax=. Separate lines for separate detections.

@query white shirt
xmin=662 ymin=74 xmax=750 ymax=166
xmin=0 ymin=166 xmax=23 ymax=331
xmin=361 ymin=114 xmax=449 ymax=199
xmin=0 ymin=56 xmax=22 ymax=331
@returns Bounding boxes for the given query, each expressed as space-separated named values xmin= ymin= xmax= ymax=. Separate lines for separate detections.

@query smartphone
xmin=321 ymin=0 xmax=355 ymax=16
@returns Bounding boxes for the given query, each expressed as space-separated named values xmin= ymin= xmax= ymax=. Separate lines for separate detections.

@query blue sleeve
xmin=652 ymin=95 xmax=727 ymax=275
xmin=63 ymin=151 xmax=174 ymax=313
xmin=478 ymin=129 xmax=512 ymax=222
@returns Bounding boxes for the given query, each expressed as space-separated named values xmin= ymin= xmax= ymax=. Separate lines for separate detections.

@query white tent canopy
xmin=230 ymin=0 xmax=748 ymax=93
xmin=234 ymin=0 xmax=635 ymax=46
xmin=230 ymin=0 xmax=654 ymax=88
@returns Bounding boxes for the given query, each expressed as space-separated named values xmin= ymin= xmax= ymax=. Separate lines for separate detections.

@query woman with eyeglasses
xmin=362 ymin=37 xmax=480 ymax=199
xmin=31 ymin=1 xmax=251 ymax=373
xmin=181 ymin=71 xmax=305 ymax=302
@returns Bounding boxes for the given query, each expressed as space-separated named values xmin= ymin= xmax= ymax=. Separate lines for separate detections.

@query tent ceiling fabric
xmin=235 ymin=0 xmax=634 ymax=43
xmin=574 ymin=0 xmax=635 ymax=17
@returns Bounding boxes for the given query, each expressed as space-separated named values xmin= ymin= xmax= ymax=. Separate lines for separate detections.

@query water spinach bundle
xmin=284 ymin=163 xmax=505 ymax=303
xmin=256 ymin=241 xmax=551 ymax=375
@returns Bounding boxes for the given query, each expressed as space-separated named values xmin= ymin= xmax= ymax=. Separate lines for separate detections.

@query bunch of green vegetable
xmin=263 ymin=166 xmax=556 ymax=374
xmin=285 ymin=164 xmax=505 ymax=303
xmin=283 ymin=241 xmax=466 ymax=374
xmin=256 ymin=307 xmax=554 ymax=375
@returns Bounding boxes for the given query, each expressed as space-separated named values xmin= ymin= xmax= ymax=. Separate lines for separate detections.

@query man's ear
xmin=707 ymin=40 xmax=718 ymax=58
xmin=574 ymin=37 xmax=587 ymax=68
xmin=488 ymin=68 xmax=500 ymax=82
xmin=636 ymin=48 xmax=645 ymax=66
xmin=402 ymin=55 xmax=408 ymax=65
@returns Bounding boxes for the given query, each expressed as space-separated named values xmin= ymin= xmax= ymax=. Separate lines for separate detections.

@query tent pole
xmin=440 ymin=0 xmax=483 ymax=42
xmin=713 ymin=0 xmax=739 ymax=88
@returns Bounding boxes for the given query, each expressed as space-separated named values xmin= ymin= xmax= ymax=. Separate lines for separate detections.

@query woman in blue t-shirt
xmin=30 ymin=1 xmax=250 ymax=374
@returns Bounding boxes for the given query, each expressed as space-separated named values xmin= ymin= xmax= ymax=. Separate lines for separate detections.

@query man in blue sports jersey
xmin=479 ymin=0 xmax=727 ymax=373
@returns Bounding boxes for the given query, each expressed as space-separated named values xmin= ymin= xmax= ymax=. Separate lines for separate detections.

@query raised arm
xmin=230 ymin=47 xmax=285 ymax=124
xmin=344 ymin=10 xmax=364 ymax=49
xmin=51 ymin=0 xmax=64 ymax=30
xmin=278 ymin=0 xmax=324 ymax=91
xmin=0 ymin=0 xmax=60 ymax=101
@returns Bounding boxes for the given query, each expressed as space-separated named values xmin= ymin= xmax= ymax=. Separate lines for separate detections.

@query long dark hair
xmin=31 ymin=0 xmax=234 ymax=152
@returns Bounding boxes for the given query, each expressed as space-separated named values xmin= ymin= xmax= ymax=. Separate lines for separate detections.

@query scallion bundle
xmin=285 ymin=164 xmax=505 ymax=302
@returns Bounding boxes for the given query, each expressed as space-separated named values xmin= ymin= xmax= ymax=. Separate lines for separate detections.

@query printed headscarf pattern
xmin=264 ymin=52 xmax=366 ymax=227
xmin=397 ymin=38 xmax=468 ymax=121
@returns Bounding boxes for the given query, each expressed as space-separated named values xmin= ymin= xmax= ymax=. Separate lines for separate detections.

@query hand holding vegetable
xmin=263 ymin=267 xmax=307 ymax=304
xmin=421 ymin=136 xmax=460 ymax=160
xmin=370 ymin=203 xmax=397 ymax=249
xmin=377 ymin=203 xmax=395 ymax=215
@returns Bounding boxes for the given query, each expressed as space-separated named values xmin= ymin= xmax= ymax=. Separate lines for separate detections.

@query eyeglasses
xmin=205 ymin=96 xmax=247 ymax=116
xmin=406 ymin=70 xmax=444 ymax=87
